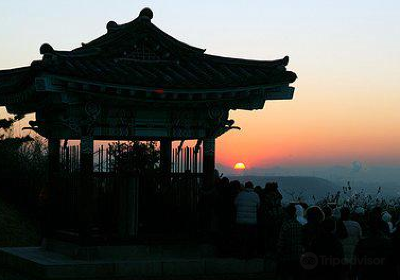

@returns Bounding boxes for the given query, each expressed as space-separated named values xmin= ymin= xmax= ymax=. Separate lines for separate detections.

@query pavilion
xmin=0 ymin=8 xmax=296 ymax=279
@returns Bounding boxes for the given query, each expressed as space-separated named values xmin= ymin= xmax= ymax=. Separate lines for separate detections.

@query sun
xmin=234 ymin=162 xmax=246 ymax=170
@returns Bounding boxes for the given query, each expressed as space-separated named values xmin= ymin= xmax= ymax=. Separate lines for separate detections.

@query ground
xmin=0 ymin=197 xmax=40 ymax=247
xmin=0 ymin=197 xmax=276 ymax=279
xmin=0 ymin=268 xmax=31 ymax=280
xmin=0 ymin=196 xmax=40 ymax=279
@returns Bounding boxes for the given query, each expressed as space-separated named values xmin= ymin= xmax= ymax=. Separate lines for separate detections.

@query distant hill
xmin=227 ymin=175 xmax=341 ymax=204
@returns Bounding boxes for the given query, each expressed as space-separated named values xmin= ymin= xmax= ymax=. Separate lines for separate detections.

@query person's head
xmin=353 ymin=206 xmax=365 ymax=216
xmin=369 ymin=207 xmax=383 ymax=223
xmin=213 ymin=169 xmax=221 ymax=184
xmin=265 ymin=182 xmax=279 ymax=193
xmin=221 ymin=176 xmax=230 ymax=186
xmin=341 ymin=207 xmax=351 ymax=221
xmin=265 ymin=181 xmax=282 ymax=198
xmin=300 ymin=202 xmax=309 ymax=210
xmin=322 ymin=205 xmax=333 ymax=218
xmin=229 ymin=180 xmax=241 ymax=194
xmin=285 ymin=204 xmax=297 ymax=220
xmin=366 ymin=207 xmax=387 ymax=234
xmin=332 ymin=207 xmax=342 ymax=220
xmin=254 ymin=185 xmax=262 ymax=194
xmin=245 ymin=181 xmax=254 ymax=189
xmin=371 ymin=206 xmax=383 ymax=218
xmin=306 ymin=206 xmax=325 ymax=224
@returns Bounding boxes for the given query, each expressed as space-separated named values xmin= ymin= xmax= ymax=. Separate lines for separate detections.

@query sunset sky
xmin=1 ymin=1 xmax=399 ymax=171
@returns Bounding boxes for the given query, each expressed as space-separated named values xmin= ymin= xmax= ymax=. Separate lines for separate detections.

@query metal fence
xmin=60 ymin=142 xmax=203 ymax=174
xmin=172 ymin=145 xmax=203 ymax=174
xmin=56 ymin=141 xmax=204 ymax=242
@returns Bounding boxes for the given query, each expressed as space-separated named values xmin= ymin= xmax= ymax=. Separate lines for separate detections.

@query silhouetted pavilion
xmin=0 ymin=8 xmax=296 ymax=244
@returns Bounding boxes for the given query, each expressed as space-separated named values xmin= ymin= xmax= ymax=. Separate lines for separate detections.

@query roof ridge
xmin=42 ymin=8 xmax=205 ymax=59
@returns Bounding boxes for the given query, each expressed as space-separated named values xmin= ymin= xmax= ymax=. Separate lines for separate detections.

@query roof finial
xmin=40 ymin=43 xmax=54 ymax=55
xmin=139 ymin=7 xmax=153 ymax=21
xmin=106 ymin=21 xmax=118 ymax=32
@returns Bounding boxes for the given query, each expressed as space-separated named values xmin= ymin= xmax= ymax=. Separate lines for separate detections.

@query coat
xmin=234 ymin=189 xmax=260 ymax=225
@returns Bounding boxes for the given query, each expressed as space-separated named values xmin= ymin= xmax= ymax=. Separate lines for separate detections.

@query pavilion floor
xmin=0 ymin=245 xmax=277 ymax=280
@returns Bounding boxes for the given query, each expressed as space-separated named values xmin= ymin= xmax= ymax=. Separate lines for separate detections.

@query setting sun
xmin=234 ymin=162 xmax=246 ymax=170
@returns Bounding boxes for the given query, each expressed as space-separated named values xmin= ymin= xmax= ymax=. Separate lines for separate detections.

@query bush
xmin=0 ymin=115 xmax=47 ymax=211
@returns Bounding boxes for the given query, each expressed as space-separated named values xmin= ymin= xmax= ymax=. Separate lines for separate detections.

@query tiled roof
xmin=34 ymin=55 xmax=295 ymax=90
xmin=0 ymin=8 xmax=296 ymax=105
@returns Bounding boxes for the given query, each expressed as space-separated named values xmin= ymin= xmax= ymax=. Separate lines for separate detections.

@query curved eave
xmin=203 ymin=54 xmax=289 ymax=68
xmin=32 ymin=52 xmax=297 ymax=90
xmin=0 ymin=66 xmax=32 ymax=87
xmin=0 ymin=67 xmax=36 ymax=106
xmin=38 ymin=74 xmax=294 ymax=110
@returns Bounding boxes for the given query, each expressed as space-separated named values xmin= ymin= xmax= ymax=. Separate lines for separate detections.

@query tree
xmin=108 ymin=141 xmax=160 ymax=173
xmin=0 ymin=115 xmax=47 ymax=208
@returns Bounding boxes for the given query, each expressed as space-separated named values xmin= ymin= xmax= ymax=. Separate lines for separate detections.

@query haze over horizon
xmin=1 ymin=0 xmax=399 ymax=180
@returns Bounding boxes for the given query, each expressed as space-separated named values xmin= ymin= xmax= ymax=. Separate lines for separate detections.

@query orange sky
xmin=216 ymin=70 xmax=400 ymax=168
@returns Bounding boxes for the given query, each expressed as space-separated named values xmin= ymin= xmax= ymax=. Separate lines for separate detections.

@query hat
xmin=354 ymin=206 xmax=365 ymax=215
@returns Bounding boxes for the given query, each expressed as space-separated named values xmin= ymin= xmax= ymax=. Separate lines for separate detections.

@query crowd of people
xmin=211 ymin=175 xmax=400 ymax=280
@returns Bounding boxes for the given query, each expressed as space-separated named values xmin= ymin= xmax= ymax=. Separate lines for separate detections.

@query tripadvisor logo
xmin=300 ymin=252 xmax=318 ymax=270
xmin=300 ymin=252 xmax=385 ymax=270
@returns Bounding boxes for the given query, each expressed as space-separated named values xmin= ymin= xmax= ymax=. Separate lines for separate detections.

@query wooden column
xmin=160 ymin=139 xmax=172 ymax=175
xmin=48 ymin=138 xmax=60 ymax=175
xmin=79 ymin=135 xmax=94 ymax=245
xmin=80 ymin=135 xmax=94 ymax=175
xmin=46 ymin=138 xmax=60 ymax=237
xmin=160 ymin=139 xmax=172 ymax=199
xmin=203 ymin=137 xmax=215 ymax=189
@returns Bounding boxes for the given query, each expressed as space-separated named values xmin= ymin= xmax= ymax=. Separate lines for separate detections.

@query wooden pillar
xmin=160 ymin=139 xmax=172 ymax=201
xmin=160 ymin=139 xmax=172 ymax=175
xmin=203 ymin=137 xmax=215 ymax=189
xmin=80 ymin=135 xmax=94 ymax=175
xmin=48 ymin=138 xmax=60 ymax=175
xmin=46 ymin=138 xmax=60 ymax=237
xmin=79 ymin=135 xmax=94 ymax=245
